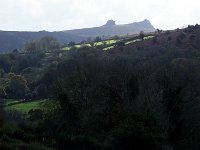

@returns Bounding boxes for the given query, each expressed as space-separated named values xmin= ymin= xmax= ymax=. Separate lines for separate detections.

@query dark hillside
xmin=0 ymin=31 xmax=84 ymax=52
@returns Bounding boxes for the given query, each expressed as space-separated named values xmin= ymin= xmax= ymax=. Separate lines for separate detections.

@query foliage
xmin=25 ymin=36 xmax=60 ymax=53
xmin=139 ymin=31 xmax=145 ymax=40
xmin=6 ymin=74 xmax=29 ymax=99
xmin=5 ymin=99 xmax=46 ymax=114
xmin=2 ymin=26 xmax=200 ymax=149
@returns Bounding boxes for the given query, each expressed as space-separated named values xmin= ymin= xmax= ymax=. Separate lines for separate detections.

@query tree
xmin=0 ymin=68 xmax=5 ymax=78
xmin=68 ymin=41 xmax=76 ymax=47
xmin=0 ymin=86 xmax=6 ymax=98
xmin=24 ymin=41 xmax=38 ymax=53
xmin=0 ymin=55 xmax=12 ymax=73
xmin=94 ymin=36 xmax=102 ymax=42
xmin=116 ymin=41 xmax=125 ymax=47
xmin=7 ymin=74 xmax=29 ymax=99
xmin=87 ymin=37 xmax=92 ymax=43
xmin=39 ymin=36 xmax=60 ymax=51
xmin=139 ymin=31 xmax=145 ymax=40
xmin=24 ymin=36 xmax=60 ymax=53
xmin=90 ymin=42 xmax=94 ymax=47
xmin=34 ymin=84 xmax=48 ymax=98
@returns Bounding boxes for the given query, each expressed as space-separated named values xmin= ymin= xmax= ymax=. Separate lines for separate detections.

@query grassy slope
xmin=2 ymin=99 xmax=58 ymax=149
xmin=5 ymin=99 xmax=46 ymax=114
xmin=62 ymin=39 xmax=119 ymax=51
xmin=62 ymin=36 xmax=155 ymax=51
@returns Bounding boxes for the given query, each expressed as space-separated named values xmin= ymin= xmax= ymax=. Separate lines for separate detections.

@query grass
xmin=62 ymin=47 xmax=70 ymax=51
xmin=61 ymin=36 xmax=154 ymax=51
xmin=144 ymin=35 xmax=155 ymax=40
xmin=125 ymin=39 xmax=142 ymax=45
xmin=5 ymin=99 xmax=19 ymax=106
xmin=5 ymin=99 xmax=47 ymax=114
xmin=94 ymin=39 xmax=119 ymax=46
xmin=62 ymin=39 xmax=119 ymax=51
xmin=103 ymin=46 xmax=115 ymax=51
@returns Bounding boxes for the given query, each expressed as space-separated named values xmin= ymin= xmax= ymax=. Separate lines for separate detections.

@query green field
xmin=103 ymin=46 xmax=115 ymax=51
xmin=62 ymin=47 xmax=70 ymax=51
xmin=144 ymin=35 xmax=154 ymax=40
xmin=94 ymin=39 xmax=119 ymax=46
xmin=5 ymin=99 xmax=46 ymax=114
xmin=62 ymin=36 xmax=154 ymax=51
xmin=125 ymin=39 xmax=142 ymax=45
xmin=62 ymin=39 xmax=119 ymax=51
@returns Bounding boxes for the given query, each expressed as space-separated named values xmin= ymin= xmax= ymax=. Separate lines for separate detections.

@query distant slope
xmin=65 ymin=19 xmax=155 ymax=37
xmin=0 ymin=19 xmax=155 ymax=52
xmin=0 ymin=31 xmax=84 ymax=52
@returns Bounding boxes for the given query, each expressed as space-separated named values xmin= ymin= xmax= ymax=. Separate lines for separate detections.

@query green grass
xmin=62 ymin=39 xmax=119 ymax=51
xmin=62 ymin=36 xmax=154 ymax=51
xmin=125 ymin=39 xmax=142 ymax=45
xmin=62 ymin=47 xmax=70 ymax=51
xmin=62 ymin=44 xmax=91 ymax=51
xmin=5 ymin=99 xmax=19 ymax=106
xmin=5 ymin=99 xmax=46 ymax=114
xmin=94 ymin=39 xmax=118 ymax=46
xmin=144 ymin=35 xmax=155 ymax=40
xmin=103 ymin=46 xmax=115 ymax=51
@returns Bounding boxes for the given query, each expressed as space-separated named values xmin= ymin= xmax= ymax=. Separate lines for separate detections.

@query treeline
xmin=24 ymin=36 xmax=60 ymax=53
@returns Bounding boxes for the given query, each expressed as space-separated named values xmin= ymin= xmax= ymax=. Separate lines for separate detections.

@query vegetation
xmin=5 ymin=99 xmax=46 ymax=114
xmin=1 ymin=25 xmax=200 ymax=149
xmin=24 ymin=36 xmax=60 ymax=53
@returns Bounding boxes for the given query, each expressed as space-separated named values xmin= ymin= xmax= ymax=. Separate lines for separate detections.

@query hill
xmin=65 ymin=19 xmax=155 ymax=37
xmin=0 ymin=19 xmax=155 ymax=52
xmin=1 ymin=24 xmax=200 ymax=150
xmin=0 ymin=31 xmax=84 ymax=53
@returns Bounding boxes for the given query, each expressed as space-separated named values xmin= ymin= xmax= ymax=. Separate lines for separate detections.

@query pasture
xmin=4 ymin=99 xmax=46 ymax=114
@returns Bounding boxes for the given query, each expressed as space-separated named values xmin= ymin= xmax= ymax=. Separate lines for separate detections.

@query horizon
xmin=0 ymin=19 xmax=154 ymax=32
xmin=0 ymin=0 xmax=200 ymax=31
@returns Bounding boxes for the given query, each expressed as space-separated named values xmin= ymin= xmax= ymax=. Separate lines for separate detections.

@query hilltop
xmin=65 ymin=19 xmax=155 ymax=37
xmin=0 ymin=19 xmax=155 ymax=52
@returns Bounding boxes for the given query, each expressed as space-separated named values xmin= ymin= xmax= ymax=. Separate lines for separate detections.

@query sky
xmin=0 ymin=0 xmax=200 ymax=31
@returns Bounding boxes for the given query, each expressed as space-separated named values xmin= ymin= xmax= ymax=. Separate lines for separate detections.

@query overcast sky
xmin=0 ymin=0 xmax=200 ymax=31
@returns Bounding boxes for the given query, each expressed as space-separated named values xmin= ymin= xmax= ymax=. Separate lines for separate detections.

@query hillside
xmin=0 ymin=31 xmax=84 ymax=53
xmin=0 ymin=19 xmax=155 ymax=52
xmin=1 ymin=24 xmax=200 ymax=150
